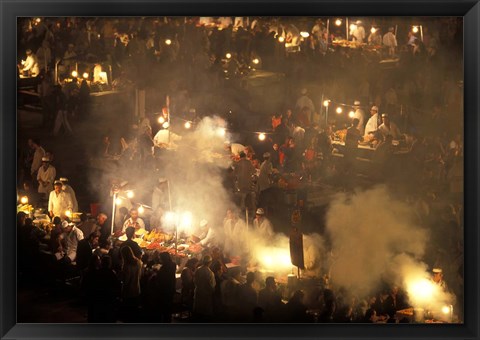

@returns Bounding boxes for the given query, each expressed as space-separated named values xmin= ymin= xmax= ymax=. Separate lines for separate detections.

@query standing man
xmin=37 ymin=156 xmax=56 ymax=201
xmin=193 ymin=255 xmax=216 ymax=321
xmin=364 ymin=105 xmax=381 ymax=139
xmin=233 ymin=151 xmax=256 ymax=212
xmin=344 ymin=118 xmax=363 ymax=174
xmin=253 ymin=208 xmax=274 ymax=239
xmin=383 ymin=27 xmax=398 ymax=58
xmin=258 ymin=152 xmax=273 ymax=207
xmin=30 ymin=138 xmax=45 ymax=185
xmin=378 ymin=113 xmax=402 ymax=140
xmin=352 ymin=100 xmax=366 ymax=136
xmin=62 ymin=221 xmax=84 ymax=263
xmin=122 ymin=207 xmax=146 ymax=233
xmin=59 ymin=177 xmax=78 ymax=212
xmin=48 ymin=180 xmax=73 ymax=219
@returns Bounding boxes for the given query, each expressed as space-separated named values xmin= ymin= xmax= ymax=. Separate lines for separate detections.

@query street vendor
xmin=191 ymin=219 xmax=217 ymax=248
xmin=253 ymin=208 xmax=274 ymax=239
xmin=59 ymin=177 xmax=78 ymax=212
xmin=122 ymin=207 xmax=146 ymax=234
xmin=431 ymin=268 xmax=448 ymax=290
xmin=48 ymin=180 xmax=73 ymax=219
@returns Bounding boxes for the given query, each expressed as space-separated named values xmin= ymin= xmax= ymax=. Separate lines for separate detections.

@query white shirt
xmin=383 ymin=32 xmax=397 ymax=48
xmin=63 ymin=185 xmax=78 ymax=212
xmin=364 ymin=113 xmax=379 ymax=136
xmin=378 ymin=122 xmax=401 ymax=139
xmin=295 ymin=95 xmax=315 ymax=113
xmin=199 ymin=227 xmax=217 ymax=247
xmin=223 ymin=217 xmax=247 ymax=253
xmin=64 ymin=226 xmax=84 ymax=261
xmin=122 ymin=217 xmax=146 ymax=232
xmin=354 ymin=109 xmax=366 ymax=136
xmin=253 ymin=217 xmax=274 ymax=239
xmin=48 ymin=190 xmax=73 ymax=218
xmin=352 ymin=26 xmax=366 ymax=43
xmin=37 ymin=165 xmax=56 ymax=195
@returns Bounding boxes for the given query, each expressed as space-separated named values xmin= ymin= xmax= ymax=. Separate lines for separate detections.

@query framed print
xmin=1 ymin=0 xmax=479 ymax=339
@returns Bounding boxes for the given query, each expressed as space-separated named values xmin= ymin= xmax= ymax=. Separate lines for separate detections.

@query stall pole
xmin=111 ymin=192 xmax=117 ymax=235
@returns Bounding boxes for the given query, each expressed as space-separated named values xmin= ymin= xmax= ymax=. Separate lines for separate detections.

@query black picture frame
xmin=1 ymin=0 xmax=478 ymax=339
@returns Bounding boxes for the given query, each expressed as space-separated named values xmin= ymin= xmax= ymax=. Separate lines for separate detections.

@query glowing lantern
xmin=278 ymin=36 xmax=285 ymax=43
xmin=348 ymin=111 xmax=355 ymax=118
xmin=165 ymin=39 xmax=172 ymax=45
xmin=336 ymin=107 xmax=343 ymax=114
xmin=300 ymin=31 xmax=310 ymax=38
xmin=20 ymin=196 xmax=28 ymax=204
xmin=184 ymin=121 xmax=192 ymax=129
xmin=371 ymin=27 xmax=377 ymax=34
xmin=138 ymin=206 xmax=145 ymax=214
xmin=158 ymin=116 xmax=166 ymax=124
xmin=323 ymin=100 xmax=330 ymax=107
xmin=126 ymin=191 xmax=134 ymax=199
xmin=71 ymin=70 xmax=78 ymax=78
xmin=412 ymin=26 xmax=419 ymax=33
xmin=335 ymin=19 xmax=342 ymax=26
xmin=226 ymin=52 xmax=232 ymax=59
xmin=350 ymin=24 xmax=357 ymax=31
xmin=258 ymin=133 xmax=266 ymax=141
xmin=82 ymin=72 xmax=89 ymax=79
xmin=252 ymin=58 xmax=260 ymax=65
xmin=115 ymin=197 xmax=122 ymax=205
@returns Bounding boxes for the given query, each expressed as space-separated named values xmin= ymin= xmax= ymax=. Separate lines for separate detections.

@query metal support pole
xmin=111 ymin=192 xmax=116 ymax=235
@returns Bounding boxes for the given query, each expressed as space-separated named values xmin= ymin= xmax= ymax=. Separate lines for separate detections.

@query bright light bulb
xmin=226 ymin=52 xmax=232 ymax=59
xmin=158 ymin=116 xmax=165 ymax=124
xmin=350 ymin=24 xmax=357 ymax=31
xmin=82 ymin=72 xmax=89 ymax=79
xmin=442 ymin=306 xmax=451 ymax=314
xmin=348 ymin=111 xmax=355 ymax=118
xmin=165 ymin=39 xmax=172 ymax=45
xmin=65 ymin=210 xmax=72 ymax=217
xmin=115 ymin=197 xmax=122 ymax=205
xmin=278 ymin=36 xmax=285 ymax=43
xmin=163 ymin=122 xmax=170 ymax=129
xmin=35 ymin=18 xmax=41 ymax=23
xmin=300 ymin=31 xmax=310 ymax=38
xmin=336 ymin=107 xmax=343 ymax=114
xmin=412 ymin=26 xmax=419 ymax=33
xmin=20 ymin=196 xmax=28 ymax=204
xmin=335 ymin=19 xmax=342 ymax=26
xmin=370 ymin=27 xmax=377 ymax=34
xmin=218 ymin=127 xmax=226 ymax=136
xmin=252 ymin=58 xmax=260 ymax=65
xmin=184 ymin=121 xmax=192 ymax=129
xmin=71 ymin=70 xmax=78 ymax=78
xmin=126 ymin=191 xmax=134 ymax=198
xmin=138 ymin=206 xmax=145 ymax=214
xmin=323 ymin=100 xmax=330 ymax=107
xmin=258 ymin=133 xmax=266 ymax=141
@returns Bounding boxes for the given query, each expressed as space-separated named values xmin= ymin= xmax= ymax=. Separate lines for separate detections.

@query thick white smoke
xmin=325 ymin=185 xmax=429 ymax=297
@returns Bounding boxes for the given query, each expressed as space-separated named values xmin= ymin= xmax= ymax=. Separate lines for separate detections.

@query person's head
xmin=263 ymin=152 xmax=270 ymax=160
xmin=432 ymin=268 xmax=443 ymax=282
xmin=62 ymin=221 xmax=75 ymax=233
xmin=17 ymin=211 xmax=27 ymax=226
xmin=202 ymin=255 xmax=213 ymax=266
xmin=159 ymin=251 xmax=172 ymax=264
xmin=273 ymin=143 xmax=279 ymax=151
xmin=88 ymin=231 xmax=101 ymax=248
xmin=352 ymin=118 xmax=360 ymax=127
xmin=99 ymin=238 xmax=111 ymax=250
xmin=26 ymin=49 xmax=32 ymax=56
xmin=255 ymin=208 xmax=265 ymax=219
xmin=243 ymin=271 xmax=255 ymax=284
xmin=41 ymin=157 xmax=50 ymax=169
xmin=129 ymin=208 xmax=139 ymax=220
xmin=52 ymin=216 xmax=62 ymax=226
xmin=53 ymin=181 xmax=63 ymax=193
xmin=370 ymin=106 xmax=378 ymax=116
xmin=226 ymin=208 xmax=235 ymax=220
xmin=265 ymin=276 xmax=277 ymax=290
xmin=96 ymin=213 xmax=107 ymax=226
xmin=185 ymin=257 xmax=199 ymax=270
xmin=239 ymin=151 xmax=246 ymax=159
xmin=353 ymin=100 xmax=361 ymax=109
xmin=381 ymin=113 xmax=389 ymax=122
xmin=125 ymin=226 xmax=135 ymax=239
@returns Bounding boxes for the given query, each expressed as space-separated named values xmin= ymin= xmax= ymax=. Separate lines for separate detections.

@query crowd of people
xmin=17 ymin=16 xmax=463 ymax=323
